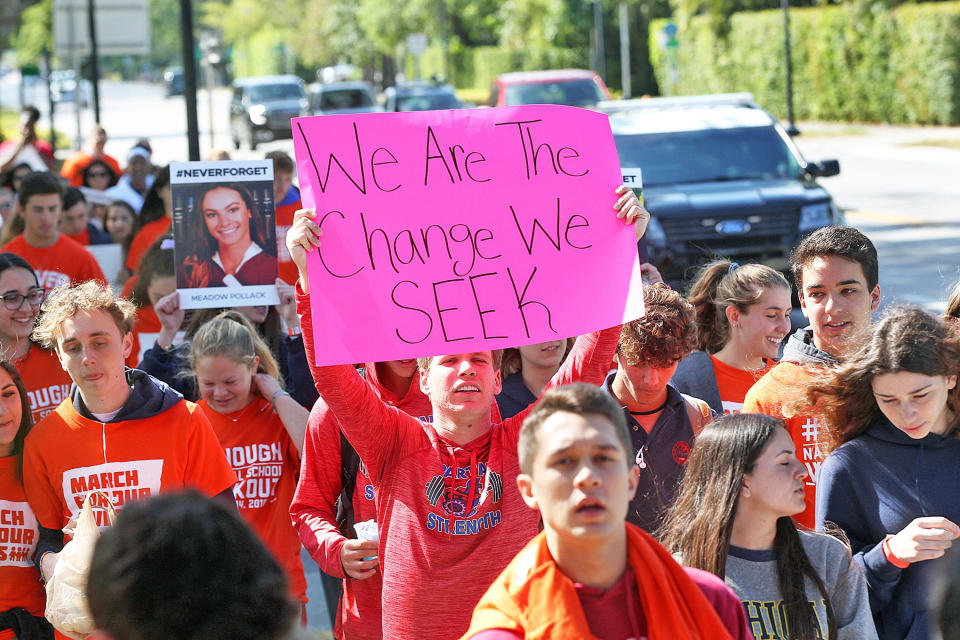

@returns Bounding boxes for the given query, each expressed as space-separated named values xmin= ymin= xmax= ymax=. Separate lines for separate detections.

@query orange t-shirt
xmin=275 ymin=196 xmax=301 ymax=285
xmin=0 ymin=456 xmax=45 ymax=627
xmin=125 ymin=217 xmax=171 ymax=272
xmin=22 ymin=396 xmax=237 ymax=530
xmin=743 ymin=362 xmax=823 ymax=529
xmin=1 ymin=234 xmax=106 ymax=289
xmin=60 ymin=152 xmax=121 ymax=187
xmin=710 ymin=355 xmax=774 ymax=415
xmin=199 ymin=396 xmax=307 ymax=603
xmin=14 ymin=344 xmax=73 ymax=426
xmin=65 ymin=228 xmax=91 ymax=246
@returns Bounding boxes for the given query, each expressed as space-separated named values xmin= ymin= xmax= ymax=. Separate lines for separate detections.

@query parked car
xmin=50 ymin=70 xmax=92 ymax=107
xmin=599 ymin=93 xmax=843 ymax=287
xmin=229 ymin=75 xmax=308 ymax=150
xmin=307 ymin=81 xmax=378 ymax=115
xmin=163 ymin=67 xmax=184 ymax=97
xmin=384 ymin=80 xmax=461 ymax=112
xmin=489 ymin=69 xmax=610 ymax=107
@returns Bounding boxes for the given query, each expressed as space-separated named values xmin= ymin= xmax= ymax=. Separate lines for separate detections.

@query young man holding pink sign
xmin=287 ymin=185 xmax=646 ymax=639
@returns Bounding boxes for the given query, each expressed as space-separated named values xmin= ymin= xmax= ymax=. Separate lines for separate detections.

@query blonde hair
xmin=189 ymin=311 xmax=281 ymax=383
xmin=33 ymin=280 xmax=136 ymax=349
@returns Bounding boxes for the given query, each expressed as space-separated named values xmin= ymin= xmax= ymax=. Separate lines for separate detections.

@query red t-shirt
xmin=710 ymin=354 xmax=774 ymax=415
xmin=22 ymin=396 xmax=237 ymax=530
xmin=60 ymin=152 xmax=121 ymax=188
xmin=0 ymin=456 xmax=45 ymax=631
xmin=0 ymin=140 xmax=54 ymax=168
xmin=1 ymin=234 xmax=106 ymax=289
xmin=14 ymin=344 xmax=72 ymax=425
xmin=125 ymin=217 xmax=171 ymax=272
xmin=65 ymin=228 xmax=91 ymax=246
xmin=199 ymin=395 xmax=307 ymax=603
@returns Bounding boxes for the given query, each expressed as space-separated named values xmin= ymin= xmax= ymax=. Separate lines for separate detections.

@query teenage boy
xmin=461 ymin=383 xmax=751 ymax=640
xmin=606 ymin=283 xmax=713 ymax=533
xmin=1 ymin=172 xmax=105 ymax=289
xmin=21 ymin=280 xmax=237 ymax=582
xmin=287 ymin=186 xmax=647 ymax=639
xmin=744 ymin=225 xmax=880 ymax=528
xmin=265 ymin=151 xmax=302 ymax=286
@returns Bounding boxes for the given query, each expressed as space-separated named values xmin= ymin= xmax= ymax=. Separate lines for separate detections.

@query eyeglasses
xmin=1 ymin=288 xmax=46 ymax=311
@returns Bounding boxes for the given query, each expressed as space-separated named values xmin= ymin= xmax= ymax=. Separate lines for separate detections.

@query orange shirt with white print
xmin=1 ymin=234 xmax=106 ymax=290
xmin=199 ymin=395 xmax=307 ymax=603
xmin=0 ymin=456 xmax=45 ymax=630
xmin=21 ymin=397 xmax=236 ymax=531
xmin=743 ymin=362 xmax=823 ymax=529
xmin=710 ymin=354 xmax=774 ymax=415
xmin=14 ymin=344 xmax=72 ymax=425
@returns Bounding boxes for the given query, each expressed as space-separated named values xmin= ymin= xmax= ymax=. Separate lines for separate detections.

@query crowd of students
xmin=0 ymin=110 xmax=959 ymax=640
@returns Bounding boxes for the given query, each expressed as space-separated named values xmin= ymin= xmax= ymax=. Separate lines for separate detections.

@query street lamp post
xmin=593 ymin=0 xmax=606 ymax=82
xmin=781 ymin=0 xmax=799 ymax=136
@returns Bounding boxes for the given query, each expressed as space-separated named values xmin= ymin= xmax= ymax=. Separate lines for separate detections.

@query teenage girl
xmin=672 ymin=261 xmax=792 ymax=415
xmin=0 ymin=253 xmax=72 ymax=425
xmin=0 ymin=360 xmax=53 ymax=640
xmin=661 ymin=413 xmax=877 ymax=640
xmin=806 ymin=307 xmax=960 ymax=640
xmin=190 ymin=311 xmax=310 ymax=616
xmin=496 ymin=339 xmax=573 ymax=419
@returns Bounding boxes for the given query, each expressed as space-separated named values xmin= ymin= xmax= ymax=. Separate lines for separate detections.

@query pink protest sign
xmin=292 ymin=105 xmax=645 ymax=366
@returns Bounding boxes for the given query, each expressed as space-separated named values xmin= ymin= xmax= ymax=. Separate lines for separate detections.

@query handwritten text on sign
xmin=292 ymin=105 xmax=645 ymax=365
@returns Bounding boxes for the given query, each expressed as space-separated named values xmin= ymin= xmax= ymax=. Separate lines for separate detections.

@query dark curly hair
xmin=617 ymin=283 xmax=698 ymax=368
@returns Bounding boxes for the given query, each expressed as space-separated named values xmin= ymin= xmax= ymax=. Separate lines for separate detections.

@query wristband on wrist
xmin=287 ymin=325 xmax=301 ymax=337
xmin=39 ymin=551 xmax=54 ymax=582
xmin=270 ymin=389 xmax=290 ymax=408
xmin=882 ymin=537 xmax=911 ymax=568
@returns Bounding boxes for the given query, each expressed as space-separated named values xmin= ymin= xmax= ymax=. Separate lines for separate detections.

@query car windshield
xmin=505 ymin=80 xmax=605 ymax=107
xmin=248 ymin=83 xmax=304 ymax=102
xmin=318 ymin=89 xmax=373 ymax=110
xmin=613 ymin=126 xmax=801 ymax=186
xmin=396 ymin=93 xmax=460 ymax=111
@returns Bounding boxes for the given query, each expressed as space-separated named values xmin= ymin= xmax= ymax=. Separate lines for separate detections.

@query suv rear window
xmin=397 ymin=93 xmax=459 ymax=111
xmin=505 ymin=80 xmax=604 ymax=107
xmin=248 ymin=83 xmax=304 ymax=102
xmin=612 ymin=126 xmax=800 ymax=186
xmin=319 ymin=89 xmax=373 ymax=110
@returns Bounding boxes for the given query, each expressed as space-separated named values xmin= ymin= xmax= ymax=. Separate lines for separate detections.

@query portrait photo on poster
xmin=170 ymin=160 xmax=281 ymax=309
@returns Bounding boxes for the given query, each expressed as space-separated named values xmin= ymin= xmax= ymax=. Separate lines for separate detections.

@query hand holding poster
xmin=292 ymin=105 xmax=645 ymax=365
xmin=170 ymin=160 xmax=281 ymax=309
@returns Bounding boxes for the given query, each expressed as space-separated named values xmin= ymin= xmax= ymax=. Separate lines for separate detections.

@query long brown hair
xmin=0 ymin=360 xmax=35 ymax=480
xmin=660 ymin=413 xmax=837 ymax=640
xmin=801 ymin=307 xmax=960 ymax=454
xmin=687 ymin=260 xmax=790 ymax=353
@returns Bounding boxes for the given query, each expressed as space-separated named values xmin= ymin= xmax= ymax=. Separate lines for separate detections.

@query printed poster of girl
xmin=171 ymin=160 xmax=281 ymax=309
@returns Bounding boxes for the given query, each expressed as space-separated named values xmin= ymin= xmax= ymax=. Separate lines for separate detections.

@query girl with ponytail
xmin=660 ymin=413 xmax=877 ymax=640
xmin=672 ymin=260 xmax=792 ymax=415
xmin=190 ymin=311 xmax=310 ymax=615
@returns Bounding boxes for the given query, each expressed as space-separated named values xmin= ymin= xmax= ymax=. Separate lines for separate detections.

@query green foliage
xmin=13 ymin=0 xmax=52 ymax=64
xmin=650 ymin=2 xmax=960 ymax=124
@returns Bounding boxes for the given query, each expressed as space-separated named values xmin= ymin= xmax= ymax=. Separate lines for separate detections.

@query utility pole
xmin=86 ymin=0 xmax=101 ymax=123
xmin=593 ymin=0 xmax=607 ymax=82
xmin=619 ymin=2 xmax=630 ymax=98
xmin=179 ymin=0 xmax=201 ymax=160
xmin=781 ymin=0 xmax=799 ymax=136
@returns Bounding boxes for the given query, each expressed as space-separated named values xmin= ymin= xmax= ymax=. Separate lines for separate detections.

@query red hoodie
xmin=291 ymin=362 xmax=432 ymax=640
xmin=295 ymin=287 xmax=620 ymax=639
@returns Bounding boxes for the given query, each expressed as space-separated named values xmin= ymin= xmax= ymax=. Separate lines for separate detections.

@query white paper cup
xmin=354 ymin=520 xmax=379 ymax=560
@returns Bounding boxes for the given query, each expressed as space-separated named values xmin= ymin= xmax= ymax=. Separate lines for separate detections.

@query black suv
xmin=229 ymin=75 xmax=308 ymax=150
xmin=601 ymin=94 xmax=843 ymax=285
